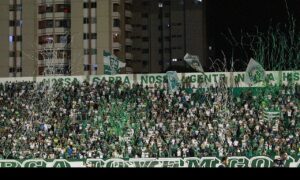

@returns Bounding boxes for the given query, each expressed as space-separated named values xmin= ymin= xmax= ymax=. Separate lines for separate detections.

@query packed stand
xmin=0 ymin=79 xmax=300 ymax=160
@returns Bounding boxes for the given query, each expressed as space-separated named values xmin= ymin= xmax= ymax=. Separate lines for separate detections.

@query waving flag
xmin=245 ymin=58 xmax=266 ymax=84
xmin=167 ymin=71 xmax=181 ymax=94
xmin=103 ymin=51 xmax=126 ymax=75
xmin=184 ymin=53 xmax=204 ymax=73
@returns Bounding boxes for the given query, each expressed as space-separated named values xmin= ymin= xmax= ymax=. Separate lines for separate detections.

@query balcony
xmin=39 ymin=44 xmax=54 ymax=49
xmin=125 ymin=66 xmax=133 ymax=74
xmin=125 ymin=10 xmax=132 ymax=18
xmin=53 ymin=27 xmax=70 ymax=34
xmin=125 ymin=52 xmax=133 ymax=60
xmin=38 ymin=13 xmax=53 ymax=19
xmin=125 ymin=38 xmax=133 ymax=46
xmin=112 ymin=42 xmax=122 ymax=49
xmin=38 ymin=0 xmax=71 ymax=5
xmin=38 ymin=43 xmax=69 ymax=50
xmin=112 ymin=0 xmax=121 ymax=4
xmin=54 ymin=12 xmax=71 ymax=19
xmin=43 ymin=58 xmax=69 ymax=65
xmin=112 ymin=27 xmax=121 ymax=33
xmin=125 ymin=24 xmax=133 ymax=32
xmin=38 ymin=28 xmax=54 ymax=35
xmin=55 ymin=43 xmax=70 ymax=49
xmin=112 ymin=11 xmax=121 ymax=18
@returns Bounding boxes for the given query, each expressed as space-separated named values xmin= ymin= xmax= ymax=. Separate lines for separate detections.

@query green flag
xmin=166 ymin=71 xmax=181 ymax=94
xmin=245 ymin=58 xmax=266 ymax=84
xmin=103 ymin=51 xmax=126 ymax=75
xmin=184 ymin=53 xmax=204 ymax=73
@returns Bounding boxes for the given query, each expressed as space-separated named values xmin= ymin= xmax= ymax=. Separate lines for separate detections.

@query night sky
xmin=206 ymin=0 xmax=300 ymax=65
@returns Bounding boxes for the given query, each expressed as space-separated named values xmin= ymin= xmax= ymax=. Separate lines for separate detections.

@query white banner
xmin=0 ymin=71 xmax=298 ymax=88
xmin=0 ymin=156 xmax=299 ymax=168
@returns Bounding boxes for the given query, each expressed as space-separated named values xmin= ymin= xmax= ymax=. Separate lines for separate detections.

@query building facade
xmin=131 ymin=0 xmax=207 ymax=73
xmin=0 ymin=0 xmax=133 ymax=77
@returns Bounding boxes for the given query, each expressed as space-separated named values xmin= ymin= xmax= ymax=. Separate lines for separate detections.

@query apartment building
xmin=131 ymin=0 xmax=207 ymax=73
xmin=0 ymin=0 xmax=133 ymax=77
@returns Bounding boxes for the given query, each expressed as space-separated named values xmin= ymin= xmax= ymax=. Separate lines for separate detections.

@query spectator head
xmin=221 ymin=156 xmax=229 ymax=165
xmin=280 ymin=151 xmax=288 ymax=160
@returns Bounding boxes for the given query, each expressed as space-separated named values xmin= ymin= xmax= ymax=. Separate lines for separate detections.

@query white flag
xmin=103 ymin=51 xmax=126 ymax=75
xmin=245 ymin=58 xmax=266 ymax=84
xmin=184 ymin=53 xmax=204 ymax=73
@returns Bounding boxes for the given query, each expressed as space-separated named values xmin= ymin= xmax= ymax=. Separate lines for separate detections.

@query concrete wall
xmin=97 ymin=0 xmax=112 ymax=75
xmin=0 ymin=0 xmax=10 ymax=77
xmin=71 ymin=0 xmax=84 ymax=76
xmin=22 ymin=1 xmax=37 ymax=77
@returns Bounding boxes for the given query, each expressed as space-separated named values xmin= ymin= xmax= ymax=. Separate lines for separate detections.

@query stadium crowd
xmin=0 ymin=79 xmax=299 ymax=160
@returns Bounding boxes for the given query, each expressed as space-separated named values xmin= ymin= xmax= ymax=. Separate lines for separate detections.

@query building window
xmin=113 ymin=19 xmax=121 ymax=27
xmin=39 ymin=35 xmax=54 ymax=44
xmin=9 ymin=20 xmax=22 ymax=27
xmin=84 ymin=49 xmax=97 ymax=55
xmin=83 ymin=2 xmax=97 ymax=8
xmin=38 ymin=67 xmax=45 ymax=75
xmin=83 ymin=33 xmax=97 ymax=40
xmin=83 ymin=17 xmax=96 ymax=24
xmin=172 ymin=35 xmax=183 ymax=38
xmin=125 ymin=46 xmax=132 ymax=52
xmin=9 ymin=36 xmax=22 ymax=42
xmin=83 ymin=18 xmax=88 ymax=24
xmin=113 ymin=3 xmax=120 ymax=12
xmin=83 ymin=2 xmax=88 ymax=8
xmin=142 ymin=61 xmax=148 ymax=66
xmin=125 ymin=3 xmax=131 ymax=11
xmin=91 ymin=2 xmax=97 ymax=8
xmin=142 ymin=25 xmax=148 ymax=30
xmin=55 ymin=20 xmax=71 ymax=28
xmin=9 ymin=5 xmax=22 ymax=11
xmin=125 ymin=31 xmax=131 ymax=39
xmin=55 ymin=50 xmax=71 ymax=59
xmin=165 ymin=48 xmax=170 ymax=53
xmin=142 ymin=1 xmax=149 ymax=6
xmin=39 ymin=20 xmax=54 ymax=29
xmin=164 ymin=0 xmax=171 ymax=6
xmin=38 ymin=5 xmax=53 ymax=14
xmin=16 ymin=36 xmax=22 ymax=42
xmin=9 ymin=51 xmax=16 ymax=57
xmin=55 ymin=4 xmax=71 ymax=13
xmin=84 ymin=64 xmax=91 ymax=71
xmin=142 ymin=49 xmax=149 ymax=54
xmin=141 ymin=13 xmax=148 ymax=18
xmin=142 ymin=37 xmax=149 ymax=42
xmin=16 ymin=67 xmax=22 ymax=73
xmin=125 ymin=17 xmax=131 ymax=24
xmin=9 ymin=68 xmax=16 ymax=73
